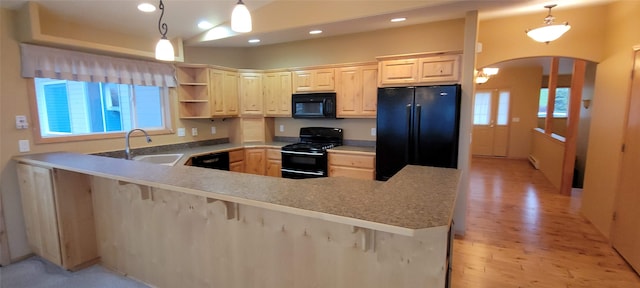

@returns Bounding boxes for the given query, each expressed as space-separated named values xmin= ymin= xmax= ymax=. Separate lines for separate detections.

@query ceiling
xmin=0 ymin=0 xmax=612 ymax=48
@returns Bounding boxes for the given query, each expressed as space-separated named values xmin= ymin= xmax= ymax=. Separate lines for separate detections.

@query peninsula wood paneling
xmin=91 ymin=177 xmax=449 ymax=288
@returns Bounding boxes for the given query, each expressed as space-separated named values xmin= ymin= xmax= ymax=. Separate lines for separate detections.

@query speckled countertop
xmin=15 ymin=151 xmax=459 ymax=236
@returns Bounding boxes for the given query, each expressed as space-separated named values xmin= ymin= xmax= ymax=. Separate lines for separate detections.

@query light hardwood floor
xmin=452 ymin=157 xmax=640 ymax=288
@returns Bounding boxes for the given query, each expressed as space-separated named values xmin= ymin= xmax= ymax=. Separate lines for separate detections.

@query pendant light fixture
xmin=155 ymin=0 xmax=175 ymax=61
xmin=231 ymin=0 xmax=252 ymax=33
xmin=525 ymin=4 xmax=571 ymax=44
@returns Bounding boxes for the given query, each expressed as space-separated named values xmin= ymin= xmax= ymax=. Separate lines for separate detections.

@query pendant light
xmin=525 ymin=4 xmax=571 ymax=44
xmin=155 ymin=0 xmax=175 ymax=61
xmin=231 ymin=0 xmax=252 ymax=33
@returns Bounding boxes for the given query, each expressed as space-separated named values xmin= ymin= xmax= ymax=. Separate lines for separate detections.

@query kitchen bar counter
xmin=15 ymin=151 xmax=459 ymax=236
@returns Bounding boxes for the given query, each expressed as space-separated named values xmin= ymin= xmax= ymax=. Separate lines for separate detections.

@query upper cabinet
xmin=292 ymin=68 xmax=335 ymax=92
xmin=263 ymin=71 xmax=292 ymax=117
xmin=335 ymin=64 xmax=378 ymax=118
xmin=176 ymin=65 xmax=239 ymax=118
xmin=377 ymin=53 xmax=461 ymax=86
xmin=210 ymin=69 xmax=239 ymax=118
xmin=239 ymin=72 xmax=264 ymax=116
xmin=176 ymin=65 xmax=211 ymax=119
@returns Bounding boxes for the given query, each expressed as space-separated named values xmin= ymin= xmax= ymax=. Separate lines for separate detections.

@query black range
xmin=281 ymin=127 xmax=343 ymax=179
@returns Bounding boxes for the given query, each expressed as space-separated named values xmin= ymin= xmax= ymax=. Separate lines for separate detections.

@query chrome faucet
xmin=125 ymin=129 xmax=152 ymax=160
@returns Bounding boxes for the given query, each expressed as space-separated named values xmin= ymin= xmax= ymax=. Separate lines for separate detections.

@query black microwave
xmin=291 ymin=93 xmax=336 ymax=119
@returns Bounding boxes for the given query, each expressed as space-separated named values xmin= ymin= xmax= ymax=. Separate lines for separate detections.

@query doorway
xmin=472 ymin=89 xmax=510 ymax=157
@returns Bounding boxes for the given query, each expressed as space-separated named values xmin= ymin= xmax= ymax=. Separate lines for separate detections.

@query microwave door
xmin=295 ymin=101 xmax=324 ymax=117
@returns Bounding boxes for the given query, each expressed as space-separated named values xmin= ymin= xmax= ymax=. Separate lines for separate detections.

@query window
xmin=473 ymin=90 xmax=510 ymax=126
xmin=473 ymin=91 xmax=491 ymax=125
xmin=538 ymin=87 xmax=570 ymax=118
xmin=34 ymin=78 xmax=170 ymax=140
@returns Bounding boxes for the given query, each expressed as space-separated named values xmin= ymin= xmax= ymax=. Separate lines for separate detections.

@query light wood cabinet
xmin=292 ymin=68 xmax=335 ymax=92
xmin=335 ymin=65 xmax=378 ymax=118
xmin=378 ymin=53 xmax=460 ymax=86
xmin=240 ymin=72 xmax=264 ymax=115
xmin=16 ymin=163 xmax=97 ymax=270
xmin=244 ymin=148 xmax=266 ymax=175
xmin=417 ymin=55 xmax=460 ymax=83
xmin=328 ymin=152 xmax=376 ymax=180
xmin=265 ymin=148 xmax=282 ymax=178
xmin=229 ymin=149 xmax=245 ymax=173
xmin=176 ymin=65 xmax=211 ymax=118
xmin=378 ymin=58 xmax=419 ymax=86
xmin=210 ymin=69 xmax=239 ymax=117
xmin=263 ymin=72 xmax=292 ymax=117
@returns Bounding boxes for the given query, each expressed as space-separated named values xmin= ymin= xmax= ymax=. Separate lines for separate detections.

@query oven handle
xmin=281 ymin=169 xmax=325 ymax=176
xmin=281 ymin=150 xmax=324 ymax=156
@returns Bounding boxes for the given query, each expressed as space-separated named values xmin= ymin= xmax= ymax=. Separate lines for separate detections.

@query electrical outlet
xmin=177 ymin=128 xmax=185 ymax=137
xmin=16 ymin=115 xmax=28 ymax=129
xmin=19 ymin=140 xmax=30 ymax=152
xmin=371 ymin=128 xmax=376 ymax=136
xmin=192 ymin=128 xmax=198 ymax=136
xmin=211 ymin=126 xmax=216 ymax=134
xmin=279 ymin=125 xmax=284 ymax=132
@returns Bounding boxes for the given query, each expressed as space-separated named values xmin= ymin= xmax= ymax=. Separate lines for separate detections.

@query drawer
xmin=229 ymin=149 xmax=244 ymax=162
xmin=266 ymin=149 xmax=281 ymax=160
xmin=329 ymin=166 xmax=374 ymax=180
xmin=328 ymin=153 xmax=375 ymax=169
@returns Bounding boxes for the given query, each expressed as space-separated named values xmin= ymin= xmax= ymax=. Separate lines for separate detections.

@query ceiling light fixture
xmin=475 ymin=67 xmax=499 ymax=84
xmin=248 ymin=39 xmax=260 ymax=43
xmin=138 ymin=3 xmax=156 ymax=12
xmin=231 ymin=0 xmax=252 ymax=33
xmin=391 ymin=17 xmax=406 ymax=23
xmin=155 ymin=0 xmax=174 ymax=61
xmin=525 ymin=4 xmax=571 ymax=44
xmin=309 ymin=30 xmax=323 ymax=35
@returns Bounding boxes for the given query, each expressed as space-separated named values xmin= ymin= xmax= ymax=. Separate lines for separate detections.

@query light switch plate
xmin=19 ymin=139 xmax=30 ymax=152
xmin=371 ymin=128 xmax=376 ymax=136
xmin=191 ymin=127 xmax=198 ymax=136
xmin=211 ymin=126 xmax=216 ymax=134
xmin=177 ymin=128 xmax=185 ymax=137
xmin=512 ymin=117 xmax=520 ymax=123
xmin=279 ymin=125 xmax=284 ymax=132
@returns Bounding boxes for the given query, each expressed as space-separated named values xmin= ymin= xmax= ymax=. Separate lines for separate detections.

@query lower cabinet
xmin=229 ymin=149 xmax=245 ymax=173
xmin=265 ymin=148 xmax=282 ymax=177
xmin=16 ymin=163 xmax=98 ymax=270
xmin=244 ymin=148 xmax=266 ymax=175
xmin=328 ymin=152 xmax=376 ymax=180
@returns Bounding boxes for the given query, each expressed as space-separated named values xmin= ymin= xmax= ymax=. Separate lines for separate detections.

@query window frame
xmin=27 ymin=78 xmax=174 ymax=144
xmin=537 ymin=87 xmax=571 ymax=119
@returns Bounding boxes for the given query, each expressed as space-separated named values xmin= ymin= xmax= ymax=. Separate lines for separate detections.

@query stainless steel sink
xmin=132 ymin=153 xmax=184 ymax=166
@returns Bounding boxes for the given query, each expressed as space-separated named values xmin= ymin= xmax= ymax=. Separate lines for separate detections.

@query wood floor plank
xmin=452 ymin=158 xmax=640 ymax=288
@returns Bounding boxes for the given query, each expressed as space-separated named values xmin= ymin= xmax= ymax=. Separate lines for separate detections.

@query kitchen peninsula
xmin=15 ymin=151 xmax=460 ymax=288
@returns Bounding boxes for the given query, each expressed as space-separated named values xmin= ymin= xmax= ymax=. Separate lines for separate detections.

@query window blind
xmin=20 ymin=44 xmax=176 ymax=87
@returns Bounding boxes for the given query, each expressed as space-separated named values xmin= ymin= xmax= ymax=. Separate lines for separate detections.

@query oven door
xmin=281 ymin=150 xmax=327 ymax=178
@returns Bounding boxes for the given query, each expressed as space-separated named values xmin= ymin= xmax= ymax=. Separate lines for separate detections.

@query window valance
xmin=20 ymin=44 xmax=176 ymax=87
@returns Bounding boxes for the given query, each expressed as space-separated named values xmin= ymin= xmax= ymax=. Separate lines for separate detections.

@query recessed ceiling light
xmin=198 ymin=21 xmax=214 ymax=30
xmin=137 ymin=3 xmax=156 ymax=12
xmin=309 ymin=30 xmax=323 ymax=35
xmin=248 ymin=39 xmax=261 ymax=43
xmin=391 ymin=17 xmax=406 ymax=23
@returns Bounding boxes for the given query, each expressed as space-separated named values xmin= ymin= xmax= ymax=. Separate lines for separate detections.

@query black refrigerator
xmin=376 ymin=85 xmax=461 ymax=181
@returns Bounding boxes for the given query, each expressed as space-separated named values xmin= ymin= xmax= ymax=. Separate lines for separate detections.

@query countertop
xmin=146 ymin=142 xmax=375 ymax=166
xmin=15 ymin=150 xmax=459 ymax=236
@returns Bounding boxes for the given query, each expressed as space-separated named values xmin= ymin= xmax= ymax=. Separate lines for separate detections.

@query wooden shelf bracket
xmin=206 ymin=198 xmax=239 ymax=220
xmin=351 ymin=226 xmax=376 ymax=252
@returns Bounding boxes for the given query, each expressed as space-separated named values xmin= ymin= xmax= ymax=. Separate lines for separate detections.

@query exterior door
xmin=611 ymin=49 xmax=640 ymax=273
xmin=472 ymin=89 xmax=510 ymax=157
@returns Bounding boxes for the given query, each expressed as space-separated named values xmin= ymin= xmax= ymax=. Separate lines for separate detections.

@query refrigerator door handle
xmin=406 ymin=104 xmax=412 ymax=163
xmin=414 ymin=104 xmax=422 ymax=162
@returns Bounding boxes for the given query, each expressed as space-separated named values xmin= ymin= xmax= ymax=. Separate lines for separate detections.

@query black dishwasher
xmin=190 ymin=152 xmax=230 ymax=170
